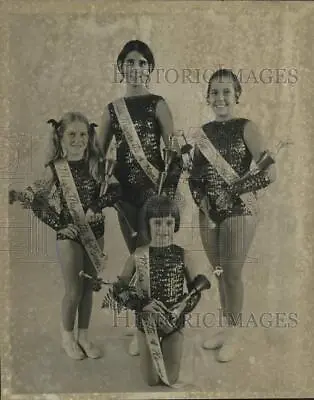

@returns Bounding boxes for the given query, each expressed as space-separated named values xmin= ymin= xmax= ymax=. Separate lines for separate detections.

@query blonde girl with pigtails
xmin=9 ymin=112 xmax=121 ymax=360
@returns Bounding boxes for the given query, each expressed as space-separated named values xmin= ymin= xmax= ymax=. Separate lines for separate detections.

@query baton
xmin=78 ymin=270 xmax=112 ymax=286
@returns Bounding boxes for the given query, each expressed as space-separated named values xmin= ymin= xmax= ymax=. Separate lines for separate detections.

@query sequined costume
xmin=189 ymin=118 xmax=270 ymax=223
xmin=31 ymin=159 xmax=121 ymax=243
xmin=110 ymin=244 xmax=202 ymax=337
xmin=133 ymin=245 xmax=186 ymax=338
xmin=107 ymin=94 xmax=182 ymax=251
xmin=108 ymin=94 xmax=182 ymax=208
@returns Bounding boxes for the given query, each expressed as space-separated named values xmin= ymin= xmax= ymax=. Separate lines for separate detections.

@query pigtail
xmin=89 ymin=122 xmax=98 ymax=131
xmin=47 ymin=119 xmax=61 ymax=133
xmin=45 ymin=118 xmax=64 ymax=164
xmin=87 ymin=122 xmax=104 ymax=182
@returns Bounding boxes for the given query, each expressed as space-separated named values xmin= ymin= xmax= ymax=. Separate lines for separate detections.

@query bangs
xmin=143 ymin=195 xmax=180 ymax=234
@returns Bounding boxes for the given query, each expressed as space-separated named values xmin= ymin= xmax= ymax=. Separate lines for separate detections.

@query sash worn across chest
xmin=135 ymin=247 xmax=176 ymax=387
xmin=54 ymin=159 xmax=106 ymax=273
xmin=195 ymin=127 xmax=257 ymax=213
xmin=112 ymin=98 xmax=160 ymax=186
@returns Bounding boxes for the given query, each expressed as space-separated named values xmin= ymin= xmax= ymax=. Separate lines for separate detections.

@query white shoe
xmin=216 ymin=327 xmax=241 ymax=362
xmin=202 ymin=330 xmax=225 ymax=350
xmin=62 ymin=338 xmax=86 ymax=360
xmin=78 ymin=340 xmax=103 ymax=359
xmin=128 ymin=334 xmax=140 ymax=356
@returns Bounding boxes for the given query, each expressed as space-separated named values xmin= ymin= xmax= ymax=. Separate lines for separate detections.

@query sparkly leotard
xmin=135 ymin=244 xmax=186 ymax=337
xmin=108 ymin=94 xmax=181 ymax=208
xmin=189 ymin=118 xmax=254 ymax=222
xmin=31 ymin=159 xmax=120 ymax=242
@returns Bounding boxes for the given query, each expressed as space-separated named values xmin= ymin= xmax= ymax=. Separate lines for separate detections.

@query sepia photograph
xmin=1 ymin=1 xmax=314 ymax=399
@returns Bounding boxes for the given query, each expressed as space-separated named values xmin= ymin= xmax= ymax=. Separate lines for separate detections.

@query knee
xmin=167 ymin=369 xmax=180 ymax=385
xmin=146 ymin=375 xmax=160 ymax=386
xmin=142 ymin=367 xmax=160 ymax=386
xmin=141 ymin=360 xmax=160 ymax=386
xmin=83 ymin=280 xmax=95 ymax=293
xmin=64 ymin=287 xmax=82 ymax=305
xmin=223 ymin=269 xmax=243 ymax=288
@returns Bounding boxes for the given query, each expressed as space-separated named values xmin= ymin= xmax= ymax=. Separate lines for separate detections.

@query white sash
xmin=135 ymin=247 xmax=172 ymax=387
xmin=112 ymin=98 xmax=159 ymax=185
xmin=195 ymin=128 xmax=257 ymax=213
xmin=54 ymin=159 xmax=106 ymax=273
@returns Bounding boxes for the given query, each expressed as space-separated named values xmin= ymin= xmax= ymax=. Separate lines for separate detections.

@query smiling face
xmin=149 ymin=216 xmax=175 ymax=247
xmin=121 ymin=50 xmax=150 ymax=87
xmin=61 ymin=120 xmax=89 ymax=160
xmin=207 ymin=77 xmax=238 ymax=121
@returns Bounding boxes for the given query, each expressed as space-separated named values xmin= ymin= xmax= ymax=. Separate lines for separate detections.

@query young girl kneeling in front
xmin=111 ymin=195 xmax=211 ymax=386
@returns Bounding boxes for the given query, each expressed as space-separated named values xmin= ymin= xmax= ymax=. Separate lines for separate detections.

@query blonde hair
xmin=46 ymin=112 xmax=104 ymax=182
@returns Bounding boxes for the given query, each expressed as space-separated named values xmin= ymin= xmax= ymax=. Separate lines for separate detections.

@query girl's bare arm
xmin=98 ymin=106 xmax=114 ymax=157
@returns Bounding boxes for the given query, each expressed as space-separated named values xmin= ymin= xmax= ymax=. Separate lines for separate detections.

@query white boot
xmin=77 ymin=329 xmax=103 ymax=359
xmin=216 ymin=326 xmax=241 ymax=362
xmin=202 ymin=314 xmax=227 ymax=350
xmin=128 ymin=333 xmax=140 ymax=356
xmin=202 ymin=330 xmax=225 ymax=350
xmin=61 ymin=329 xmax=85 ymax=360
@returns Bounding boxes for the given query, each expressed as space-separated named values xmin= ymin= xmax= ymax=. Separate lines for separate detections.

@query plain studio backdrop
xmin=2 ymin=1 xmax=314 ymax=398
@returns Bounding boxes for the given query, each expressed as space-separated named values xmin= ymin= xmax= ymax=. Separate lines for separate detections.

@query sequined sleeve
xmin=188 ymin=146 xmax=207 ymax=207
xmin=112 ymin=278 xmax=150 ymax=312
xmin=163 ymin=153 xmax=183 ymax=200
xmin=29 ymin=165 xmax=64 ymax=231
xmin=31 ymin=192 xmax=64 ymax=231
xmin=88 ymin=182 xmax=122 ymax=213
xmin=230 ymin=170 xmax=272 ymax=197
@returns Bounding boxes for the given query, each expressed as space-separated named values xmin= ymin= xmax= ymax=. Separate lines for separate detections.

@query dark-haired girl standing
xmin=189 ymin=69 xmax=276 ymax=362
xmin=98 ymin=40 xmax=182 ymax=356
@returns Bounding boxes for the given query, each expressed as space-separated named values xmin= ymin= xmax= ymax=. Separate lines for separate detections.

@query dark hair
xmin=206 ymin=69 xmax=242 ymax=105
xmin=142 ymin=195 xmax=180 ymax=240
xmin=117 ymin=40 xmax=155 ymax=75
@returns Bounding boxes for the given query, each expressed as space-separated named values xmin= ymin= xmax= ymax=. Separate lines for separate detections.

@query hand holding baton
xmin=200 ymin=196 xmax=217 ymax=229
xmin=99 ymin=158 xmax=116 ymax=196
xmin=78 ymin=270 xmax=112 ymax=285
xmin=180 ymin=133 xmax=193 ymax=172
xmin=229 ymin=140 xmax=292 ymax=187
xmin=203 ymin=143 xmax=288 ymax=225
xmin=169 ymin=274 xmax=211 ymax=321
xmin=79 ymin=270 xmax=112 ymax=292
xmin=9 ymin=189 xmax=34 ymax=208
xmin=100 ymin=156 xmax=137 ymax=239
xmin=158 ymin=136 xmax=176 ymax=196
xmin=234 ymin=150 xmax=276 ymax=185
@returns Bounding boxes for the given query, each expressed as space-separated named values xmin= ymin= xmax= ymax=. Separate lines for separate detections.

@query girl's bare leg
xmin=199 ymin=210 xmax=226 ymax=312
xmin=137 ymin=330 xmax=160 ymax=386
xmin=219 ymin=215 xmax=257 ymax=323
xmin=217 ymin=215 xmax=257 ymax=362
xmin=161 ymin=330 xmax=184 ymax=385
xmin=121 ymin=204 xmax=150 ymax=356
xmin=77 ymin=236 xmax=104 ymax=359
xmin=199 ymin=211 xmax=226 ymax=349
xmin=56 ymin=239 xmax=85 ymax=360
